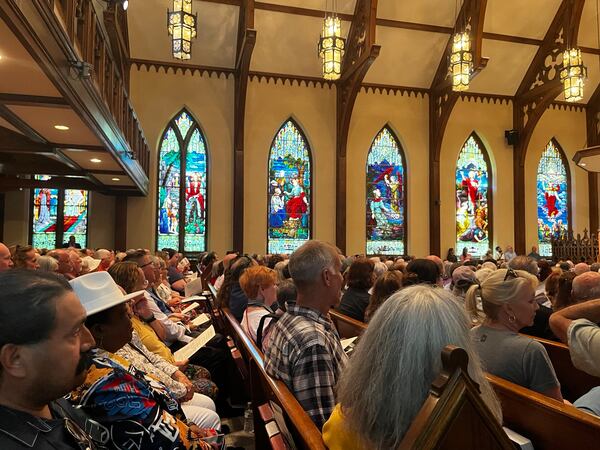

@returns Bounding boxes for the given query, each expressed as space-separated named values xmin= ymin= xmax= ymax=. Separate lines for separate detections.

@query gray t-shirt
xmin=471 ymin=325 xmax=560 ymax=394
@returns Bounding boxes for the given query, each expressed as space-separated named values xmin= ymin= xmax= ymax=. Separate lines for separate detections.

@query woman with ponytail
xmin=466 ymin=268 xmax=564 ymax=401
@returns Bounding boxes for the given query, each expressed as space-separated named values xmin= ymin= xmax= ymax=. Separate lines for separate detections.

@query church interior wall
xmin=346 ymin=90 xmax=430 ymax=257
xmin=3 ymin=189 xmax=29 ymax=246
xmin=525 ymin=107 xmax=589 ymax=249
xmin=128 ymin=67 xmax=234 ymax=255
xmin=244 ymin=79 xmax=337 ymax=254
xmin=440 ymin=98 xmax=514 ymax=256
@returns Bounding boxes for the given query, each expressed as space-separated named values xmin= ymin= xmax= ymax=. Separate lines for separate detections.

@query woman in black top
xmin=338 ymin=258 xmax=375 ymax=322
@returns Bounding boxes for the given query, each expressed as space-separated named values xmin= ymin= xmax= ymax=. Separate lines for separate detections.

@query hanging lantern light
xmin=449 ymin=31 xmax=473 ymax=91
xmin=167 ymin=0 xmax=197 ymax=60
xmin=318 ymin=14 xmax=345 ymax=80
xmin=560 ymin=48 xmax=587 ymax=102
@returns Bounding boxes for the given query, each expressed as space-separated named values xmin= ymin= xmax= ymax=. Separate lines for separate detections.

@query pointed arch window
xmin=366 ymin=126 xmax=407 ymax=255
xmin=157 ymin=109 xmax=208 ymax=253
xmin=267 ymin=119 xmax=312 ymax=254
xmin=455 ymin=133 xmax=492 ymax=258
xmin=537 ymin=139 xmax=570 ymax=257
xmin=30 ymin=175 xmax=89 ymax=249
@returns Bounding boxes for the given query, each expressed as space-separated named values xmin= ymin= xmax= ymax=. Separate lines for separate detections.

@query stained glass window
xmin=157 ymin=109 xmax=208 ymax=253
xmin=455 ymin=134 xmax=491 ymax=258
xmin=31 ymin=175 xmax=88 ymax=249
xmin=366 ymin=126 xmax=406 ymax=255
xmin=268 ymin=119 xmax=311 ymax=254
xmin=537 ymin=140 xmax=569 ymax=257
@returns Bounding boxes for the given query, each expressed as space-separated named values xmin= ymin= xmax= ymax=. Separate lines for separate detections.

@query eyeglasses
xmin=139 ymin=261 xmax=153 ymax=269
xmin=503 ymin=268 xmax=519 ymax=282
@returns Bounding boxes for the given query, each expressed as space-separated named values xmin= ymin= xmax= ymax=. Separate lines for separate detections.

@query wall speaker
xmin=505 ymin=129 xmax=519 ymax=146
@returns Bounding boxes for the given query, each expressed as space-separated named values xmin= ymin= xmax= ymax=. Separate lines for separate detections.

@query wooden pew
xmin=329 ymin=309 xmax=367 ymax=338
xmin=221 ymin=306 xmax=327 ymax=450
xmin=524 ymin=334 xmax=600 ymax=401
xmin=401 ymin=346 xmax=514 ymax=449
xmin=488 ymin=373 xmax=600 ymax=449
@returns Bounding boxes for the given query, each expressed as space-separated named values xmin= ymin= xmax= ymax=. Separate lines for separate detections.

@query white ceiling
xmin=125 ymin=0 xmax=600 ymax=102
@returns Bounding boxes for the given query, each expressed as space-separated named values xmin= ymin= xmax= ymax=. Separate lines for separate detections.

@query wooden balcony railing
xmin=48 ymin=0 xmax=149 ymax=176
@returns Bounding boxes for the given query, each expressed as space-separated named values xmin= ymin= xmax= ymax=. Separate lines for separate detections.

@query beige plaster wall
xmin=440 ymin=98 xmax=514 ymax=256
xmin=346 ymin=91 xmax=430 ymax=257
xmin=128 ymin=67 xmax=234 ymax=255
xmin=244 ymin=79 xmax=336 ymax=254
xmin=3 ymin=189 xmax=29 ymax=246
xmin=525 ymin=107 xmax=589 ymax=249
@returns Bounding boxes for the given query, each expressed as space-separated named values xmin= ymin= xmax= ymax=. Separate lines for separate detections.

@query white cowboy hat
xmin=70 ymin=271 xmax=145 ymax=316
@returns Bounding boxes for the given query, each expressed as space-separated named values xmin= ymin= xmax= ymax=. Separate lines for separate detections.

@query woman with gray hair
xmin=323 ymin=285 xmax=501 ymax=450
xmin=37 ymin=255 xmax=58 ymax=273
xmin=466 ymin=269 xmax=563 ymax=401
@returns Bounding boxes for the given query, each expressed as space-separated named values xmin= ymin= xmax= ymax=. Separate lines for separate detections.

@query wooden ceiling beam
xmin=0 ymin=104 xmax=47 ymax=143
xmin=428 ymin=0 xmax=488 ymax=257
xmin=233 ymin=0 xmax=256 ymax=252
xmin=512 ymin=0 xmax=585 ymax=254
xmin=0 ymin=176 xmax=102 ymax=192
xmin=335 ymin=0 xmax=380 ymax=253
xmin=0 ymin=93 xmax=70 ymax=108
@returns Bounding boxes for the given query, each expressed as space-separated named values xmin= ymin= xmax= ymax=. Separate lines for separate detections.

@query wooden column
xmin=114 ymin=195 xmax=127 ymax=250
xmin=428 ymin=0 xmax=488 ymax=256
xmin=512 ymin=0 xmax=584 ymax=254
xmin=232 ymin=0 xmax=256 ymax=252
xmin=0 ymin=193 xmax=5 ymax=242
xmin=586 ymin=79 xmax=600 ymax=236
xmin=335 ymin=0 xmax=380 ymax=253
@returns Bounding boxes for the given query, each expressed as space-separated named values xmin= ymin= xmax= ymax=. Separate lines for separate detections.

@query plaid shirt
xmin=264 ymin=305 xmax=347 ymax=429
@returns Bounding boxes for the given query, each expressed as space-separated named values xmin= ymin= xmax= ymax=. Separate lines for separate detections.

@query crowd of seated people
xmin=3 ymin=237 xmax=600 ymax=448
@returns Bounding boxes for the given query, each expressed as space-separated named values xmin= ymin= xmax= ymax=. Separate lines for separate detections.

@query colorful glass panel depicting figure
xmin=184 ymin=129 xmax=207 ymax=252
xmin=157 ymin=127 xmax=182 ymax=251
xmin=365 ymin=127 xmax=405 ymax=255
xmin=63 ymin=189 xmax=88 ymax=248
xmin=268 ymin=120 xmax=311 ymax=254
xmin=32 ymin=180 xmax=59 ymax=249
xmin=537 ymin=140 xmax=568 ymax=257
xmin=455 ymin=135 xmax=490 ymax=257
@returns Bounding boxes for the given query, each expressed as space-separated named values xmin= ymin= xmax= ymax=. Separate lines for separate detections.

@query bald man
xmin=0 ymin=243 xmax=13 ymax=272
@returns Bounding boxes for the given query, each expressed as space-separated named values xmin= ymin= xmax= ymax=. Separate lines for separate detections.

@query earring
xmin=508 ymin=315 xmax=516 ymax=323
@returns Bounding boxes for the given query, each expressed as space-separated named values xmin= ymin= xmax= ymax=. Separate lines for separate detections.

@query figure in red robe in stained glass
xmin=461 ymin=171 xmax=479 ymax=214
xmin=186 ymin=174 xmax=205 ymax=220
xmin=285 ymin=176 xmax=308 ymax=220
xmin=544 ymin=184 xmax=560 ymax=218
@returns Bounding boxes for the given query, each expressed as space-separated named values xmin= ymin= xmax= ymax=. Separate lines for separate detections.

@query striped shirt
xmin=264 ymin=305 xmax=347 ymax=429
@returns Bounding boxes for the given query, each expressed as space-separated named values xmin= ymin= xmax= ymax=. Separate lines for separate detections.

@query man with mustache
xmin=0 ymin=270 xmax=99 ymax=448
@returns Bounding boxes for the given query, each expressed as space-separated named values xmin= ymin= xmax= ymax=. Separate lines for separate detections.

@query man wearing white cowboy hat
xmin=69 ymin=271 xmax=219 ymax=450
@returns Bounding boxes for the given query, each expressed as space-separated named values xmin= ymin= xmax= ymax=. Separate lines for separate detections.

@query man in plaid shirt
xmin=265 ymin=240 xmax=347 ymax=429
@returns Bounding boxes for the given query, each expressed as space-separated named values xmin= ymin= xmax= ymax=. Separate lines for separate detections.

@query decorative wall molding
xmin=130 ymin=58 xmax=235 ymax=79
xmin=248 ymin=72 xmax=335 ymax=89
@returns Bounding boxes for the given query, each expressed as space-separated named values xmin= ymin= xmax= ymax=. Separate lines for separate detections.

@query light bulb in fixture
xmin=54 ymin=125 xmax=69 ymax=131
xmin=111 ymin=177 xmax=121 ymax=181
xmin=90 ymin=158 xmax=102 ymax=163
xmin=122 ymin=0 xmax=128 ymax=10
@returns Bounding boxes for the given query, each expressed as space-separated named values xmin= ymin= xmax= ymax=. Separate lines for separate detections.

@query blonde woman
xmin=466 ymin=268 xmax=563 ymax=401
xmin=323 ymin=285 xmax=501 ymax=450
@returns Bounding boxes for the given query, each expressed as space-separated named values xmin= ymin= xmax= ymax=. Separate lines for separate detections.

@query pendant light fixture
xmin=560 ymin=0 xmax=587 ymax=102
xmin=167 ymin=0 xmax=198 ymax=60
xmin=449 ymin=0 xmax=473 ymax=91
xmin=318 ymin=0 xmax=345 ymax=80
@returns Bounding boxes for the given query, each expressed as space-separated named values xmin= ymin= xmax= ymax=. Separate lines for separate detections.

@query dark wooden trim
xmin=429 ymin=0 xmax=488 ymax=257
xmin=266 ymin=117 xmax=313 ymax=254
xmin=130 ymin=58 xmax=236 ymax=78
xmin=233 ymin=0 xmax=256 ymax=252
xmin=202 ymin=0 xmax=567 ymax=49
xmin=114 ymin=195 xmax=127 ymax=250
xmin=249 ymin=71 xmax=335 ymax=88
xmin=512 ymin=0 xmax=585 ymax=254
xmin=0 ymin=93 xmax=70 ymax=108
xmin=336 ymin=0 xmax=380 ymax=253
xmin=361 ymin=83 xmax=428 ymax=97
xmin=48 ymin=143 xmax=107 ymax=151
xmin=365 ymin=124 xmax=409 ymax=256
xmin=589 ymin=172 xmax=599 ymax=234
xmin=87 ymin=169 xmax=124 ymax=175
